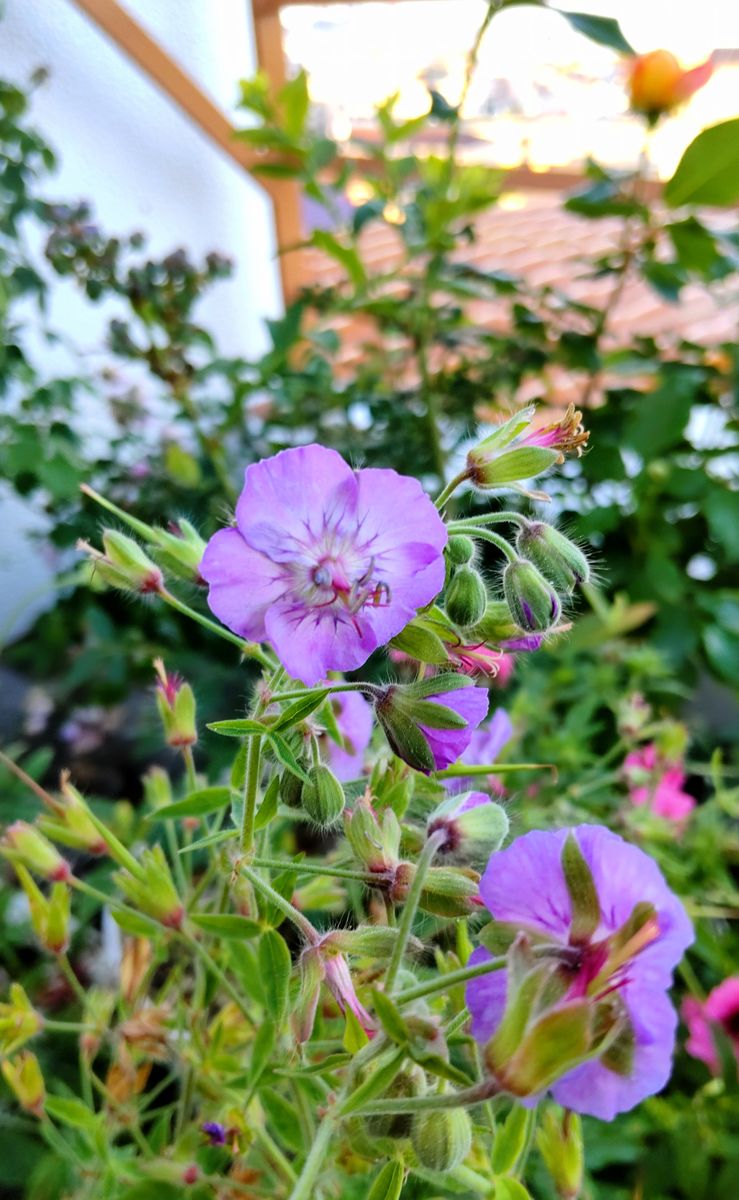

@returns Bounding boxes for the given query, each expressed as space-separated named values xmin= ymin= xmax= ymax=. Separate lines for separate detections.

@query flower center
xmin=301 ymin=548 xmax=390 ymax=622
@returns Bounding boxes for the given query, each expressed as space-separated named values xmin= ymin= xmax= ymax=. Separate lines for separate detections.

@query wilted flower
xmin=295 ymin=935 xmax=374 ymax=1042
xmin=683 ymin=977 xmax=739 ymax=1075
xmin=467 ymin=405 xmax=588 ymax=490
xmin=623 ymin=744 xmax=695 ymax=826
xmin=323 ymin=690 xmax=373 ymax=782
xmin=375 ymin=678 xmax=489 ymax=774
xmin=201 ymin=444 xmax=447 ymax=685
xmin=154 ymin=658 xmax=197 ymax=748
xmin=466 ymin=825 xmax=693 ymax=1119
xmin=627 ymin=50 xmax=712 ymax=119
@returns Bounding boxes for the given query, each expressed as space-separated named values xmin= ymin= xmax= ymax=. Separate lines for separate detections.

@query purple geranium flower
xmin=324 ymin=690 xmax=373 ymax=782
xmin=418 ymin=686 xmax=490 ymax=772
xmin=200 ymin=445 xmax=447 ymax=685
xmin=466 ymin=825 xmax=693 ymax=1120
xmin=449 ymin=708 xmax=513 ymax=792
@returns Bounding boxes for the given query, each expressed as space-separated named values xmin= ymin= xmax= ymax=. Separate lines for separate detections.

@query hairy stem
xmin=385 ymin=828 xmax=446 ymax=993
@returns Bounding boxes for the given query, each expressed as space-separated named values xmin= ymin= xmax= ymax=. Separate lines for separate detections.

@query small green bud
xmin=78 ymin=529 xmax=163 ymax=594
xmin=14 ymin=865 xmax=70 ymax=954
xmin=392 ymin=862 xmax=481 ymax=917
xmin=345 ymin=799 xmax=399 ymax=872
xmin=537 ymin=1108 xmax=584 ymax=1200
xmin=428 ymin=792 xmax=509 ymax=864
xmin=114 ymin=845 xmax=184 ymax=928
xmin=503 ymin=558 xmax=561 ymax=633
xmin=154 ymin=659 xmax=197 ymax=747
xmin=279 ymin=768 xmax=304 ymax=808
xmin=142 ymin=766 xmax=173 ymax=811
xmin=1 ymin=822 xmax=71 ymax=882
xmin=368 ymin=1066 xmax=426 ymax=1139
xmin=302 ymin=764 xmax=345 ymax=828
xmin=516 ymin=522 xmax=589 ymax=593
xmin=468 ymin=445 xmax=559 ymax=489
xmin=446 ymin=535 xmax=475 ymax=565
xmin=0 ymin=984 xmax=44 ymax=1056
xmin=1 ymin=1050 xmax=45 ymax=1117
xmin=446 ymin=565 xmax=487 ymax=627
xmin=411 ymin=1107 xmax=471 ymax=1171
xmin=37 ymin=772 xmax=107 ymax=855
xmin=149 ymin=518 xmax=207 ymax=582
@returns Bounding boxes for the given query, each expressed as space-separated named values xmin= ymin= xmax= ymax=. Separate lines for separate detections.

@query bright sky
xmin=281 ymin=1 xmax=739 ymax=174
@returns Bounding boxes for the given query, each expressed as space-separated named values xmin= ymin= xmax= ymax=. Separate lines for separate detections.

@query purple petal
xmin=325 ymin=690 xmax=373 ymax=781
xmin=478 ymin=827 xmax=573 ymax=940
xmin=264 ymin=602 xmax=375 ymax=687
xmin=552 ymin=983 xmax=679 ymax=1120
xmin=236 ymin=444 xmax=358 ymax=561
xmin=466 ymin=946 xmax=508 ymax=1043
xmin=355 ymin=468 xmax=448 ymax=572
xmin=420 ymin=686 xmax=490 ymax=771
xmin=201 ymin=528 xmax=285 ymax=641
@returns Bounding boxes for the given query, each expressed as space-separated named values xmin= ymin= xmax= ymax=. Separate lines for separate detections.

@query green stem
xmin=385 ymin=828 xmax=446 ymax=994
xmin=240 ymin=864 xmax=319 ymax=944
xmin=395 ymin=955 xmax=506 ymax=1006
xmin=254 ymin=1124 xmax=298 ymax=1186
xmin=57 ymin=953 xmax=87 ymax=1006
xmin=356 ymin=1076 xmax=500 ymax=1116
xmin=240 ymin=736 xmax=263 ymax=854
xmin=42 ymin=1019 xmax=94 ymax=1034
xmin=268 ymin=682 xmax=374 ymax=704
xmin=158 ymin=587 xmax=272 ymax=667
xmin=448 ymin=511 xmax=527 ymax=531
xmin=434 ymin=468 xmax=472 ymax=511
xmin=182 ymin=745 xmax=198 ymax=792
xmin=79 ymin=484 xmax=155 ymax=542
xmin=288 ymin=1112 xmax=337 ymax=1200
xmin=434 ymin=762 xmax=554 ymax=779
xmin=456 ymin=525 xmax=517 ymax=561
xmin=253 ymin=857 xmax=387 ymax=884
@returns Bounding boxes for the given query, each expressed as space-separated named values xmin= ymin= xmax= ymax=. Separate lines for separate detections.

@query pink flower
xmin=683 ymin=977 xmax=739 ymax=1074
xmin=623 ymin=744 xmax=695 ymax=826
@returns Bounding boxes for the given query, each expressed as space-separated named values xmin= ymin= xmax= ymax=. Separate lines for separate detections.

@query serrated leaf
xmin=259 ymin=930 xmax=292 ymax=1024
xmin=149 ymin=787 xmax=232 ymax=820
xmin=190 ymin=913 xmax=261 ymax=939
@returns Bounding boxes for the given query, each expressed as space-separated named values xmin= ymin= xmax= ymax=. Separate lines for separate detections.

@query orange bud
xmin=628 ymin=50 xmax=712 ymax=118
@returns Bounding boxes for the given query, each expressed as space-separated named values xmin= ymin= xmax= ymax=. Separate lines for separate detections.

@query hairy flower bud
xmin=367 ymin=1066 xmax=426 ymax=1139
xmin=428 ymin=792 xmax=509 ymax=864
xmin=38 ymin=772 xmax=107 ymax=855
xmin=392 ymin=862 xmax=481 ymax=917
xmin=345 ymin=798 xmax=400 ymax=873
xmin=465 ymin=600 xmax=520 ymax=645
xmin=537 ymin=1108 xmax=584 ymax=1200
xmin=445 ymin=565 xmax=487 ymax=628
xmin=503 ymin=559 xmax=561 ymax=633
xmin=0 ymin=984 xmax=43 ymax=1056
xmin=516 ymin=522 xmax=589 ymax=593
xmin=1 ymin=822 xmax=71 ymax=882
xmin=302 ymin=764 xmax=345 ymax=828
xmin=411 ymin=1107 xmax=471 ymax=1171
xmin=1 ymin=1051 xmax=45 ymax=1117
xmin=14 ymin=865 xmax=71 ymax=954
xmin=154 ymin=659 xmax=197 ymax=748
xmin=375 ymin=676 xmax=488 ymax=775
xmin=78 ymin=529 xmax=163 ymax=594
xmin=150 ymin=518 xmax=207 ymax=582
xmin=114 ymin=845 xmax=184 ymax=929
xmin=446 ymin=535 xmax=475 ymax=566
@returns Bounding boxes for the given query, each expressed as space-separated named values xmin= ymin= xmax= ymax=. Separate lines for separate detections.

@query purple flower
xmin=323 ymin=690 xmax=373 ymax=782
xmin=418 ymin=686 xmax=490 ymax=772
xmin=448 ymin=709 xmax=513 ymax=792
xmin=466 ymin=825 xmax=693 ymax=1120
xmin=200 ymin=445 xmax=447 ymax=685
xmin=201 ymin=1121 xmax=227 ymax=1146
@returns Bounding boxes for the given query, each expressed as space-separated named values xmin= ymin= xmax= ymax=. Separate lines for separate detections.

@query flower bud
xmin=150 ymin=518 xmax=207 ymax=582
xmin=154 ymin=659 xmax=197 ymax=748
xmin=114 ymin=845 xmax=184 ymax=929
xmin=1 ymin=822 xmax=71 ymax=881
xmin=77 ymin=529 xmax=163 ymax=594
xmin=142 ymin=766 xmax=173 ymax=811
xmin=468 ymin=445 xmax=560 ymax=489
xmin=445 ymin=565 xmax=487 ymax=628
xmin=516 ymin=522 xmax=589 ymax=593
xmin=0 ymin=984 xmax=43 ymax=1056
xmin=302 ymin=764 xmax=345 ymax=828
xmin=2 ymin=1051 xmax=45 ymax=1117
xmin=279 ymin=768 xmax=304 ymax=808
xmin=38 ymin=772 xmax=107 ymax=855
xmin=628 ymin=50 xmax=712 ymax=119
xmin=392 ymin=862 xmax=481 ymax=917
xmin=14 ymin=865 xmax=71 ymax=954
xmin=427 ymin=792 xmax=509 ymax=864
xmin=367 ymin=1066 xmax=426 ymax=1139
xmin=503 ymin=559 xmax=561 ymax=633
xmin=537 ymin=1108 xmax=584 ymax=1200
xmin=375 ymin=676 xmax=487 ymax=775
xmin=345 ymin=798 xmax=400 ymax=873
xmin=446 ymin=535 xmax=475 ymax=566
xmin=411 ymin=1107 xmax=471 ymax=1171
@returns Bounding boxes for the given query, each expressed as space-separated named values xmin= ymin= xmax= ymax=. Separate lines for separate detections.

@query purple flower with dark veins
xmin=466 ymin=825 xmax=693 ymax=1120
xmin=200 ymin=445 xmax=447 ymax=686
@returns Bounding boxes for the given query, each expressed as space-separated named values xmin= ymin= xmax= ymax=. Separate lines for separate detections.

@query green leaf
xmin=368 ymin=1160 xmax=405 ymax=1200
xmin=390 ymin=621 xmax=449 ymax=665
xmin=311 ymin=230 xmax=367 ymax=289
xmin=207 ymin=719 xmax=267 ymax=737
xmin=492 ymin=1105 xmax=529 ymax=1175
xmin=255 ymin=774 xmax=281 ymax=831
xmin=559 ymin=11 xmax=634 ymax=54
xmin=371 ymin=990 xmax=409 ymax=1045
xmin=265 ymin=731 xmax=312 ymax=783
xmin=190 ymin=913 xmax=261 ymax=939
xmin=179 ymin=828 xmax=238 ymax=855
xmin=44 ymin=1094 xmax=99 ymax=1131
xmin=149 ymin=787 xmax=232 ymax=820
xmin=248 ymin=1018 xmax=276 ymax=1089
xmin=279 ymin=70 xmax=310 ymax=140
xmin=343 ymin=1004 xmax=370 ymax=1053
xmin=665 ymin=119 xmax=739 ymax=207
xmin=495 ymin=1179 xmax=533 ymax=1200
xmin=259 ymin=930 xmax=292 ymax=1024
xmin=339 ymin=1049 xmax=406 ymax=1116
xmin=110 ymin=908 xmax=161 ymax=937
xmin=706 ymin=490 xmax=739 ymax=561
xmin=270 ymin=689 xmax=331 ymax=731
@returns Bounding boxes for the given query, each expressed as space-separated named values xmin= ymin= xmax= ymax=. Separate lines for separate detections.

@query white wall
xmin=0 ymin=0 xmax=282 ymax=357
xmin=0 ymin=0 xmax=283 ymax=639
